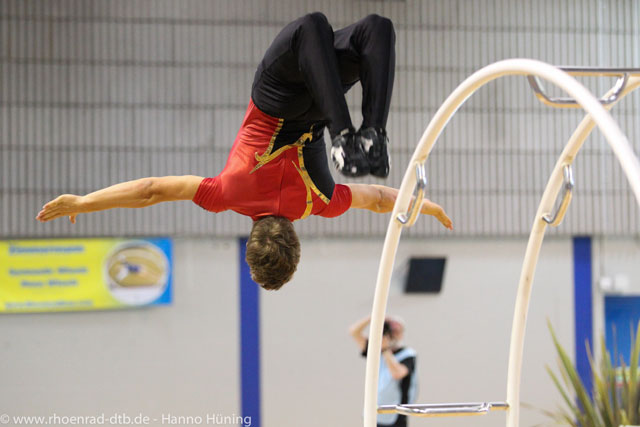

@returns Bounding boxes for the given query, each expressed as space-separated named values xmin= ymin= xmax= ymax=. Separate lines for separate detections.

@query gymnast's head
xmin=245 ymin=216 xmax=301 ymax=290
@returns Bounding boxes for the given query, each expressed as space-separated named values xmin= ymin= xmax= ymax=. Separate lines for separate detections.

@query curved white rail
xmin=506 ymin=74 xmax=640 ymax=427
xmin=363 ymin=59 xmax=640 ymax=427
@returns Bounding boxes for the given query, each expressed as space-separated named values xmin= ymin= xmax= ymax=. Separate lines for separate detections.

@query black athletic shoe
xmin=358 ymin=127 xmax=390 ymax=178
xmin=331 ymin=128 xmax=370 ymax=177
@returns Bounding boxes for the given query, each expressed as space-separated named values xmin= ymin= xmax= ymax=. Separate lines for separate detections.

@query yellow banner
xmin=0 ymin=238 xmax=172 ymax=313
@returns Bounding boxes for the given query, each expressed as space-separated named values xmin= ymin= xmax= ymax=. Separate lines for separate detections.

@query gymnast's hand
xmin=420 ymin=199 xmax=453 ymax=230
xmin=347 ymin=183 xmax=454 ymax=230
xmin=36 ymin=194 xmax=82 ymax=224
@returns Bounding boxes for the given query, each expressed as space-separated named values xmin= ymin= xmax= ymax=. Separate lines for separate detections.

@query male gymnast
xmin=36 ymin=13 xmax=453 ymax=290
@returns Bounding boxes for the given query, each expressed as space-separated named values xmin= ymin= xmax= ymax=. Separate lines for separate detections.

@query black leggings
xmin=251 ymin=12 xmax=396 ymax=137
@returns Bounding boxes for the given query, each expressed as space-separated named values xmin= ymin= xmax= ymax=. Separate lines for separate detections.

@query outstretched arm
xmin=346 ymin=183 xmax=453 ymax=230
xmin=36 ymin=175 xmax=204 ymax=223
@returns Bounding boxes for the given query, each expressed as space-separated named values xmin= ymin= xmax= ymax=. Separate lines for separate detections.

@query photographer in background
xmin=349 ymin=315 xmax=417 ymax=427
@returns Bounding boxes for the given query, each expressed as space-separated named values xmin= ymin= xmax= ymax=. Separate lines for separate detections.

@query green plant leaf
xmin=600 ymin=338 xmax=620 ymax=426
xmin=628 ymin=321 xmax=640 ymax=423
xmin=630 ymin=321 xmax=640 ymax=423
xmin=547 ymin=365 xmax=579 ymax=414
xmin=587 ymin=342 xmax=614 ymax=427
xmin=545 ymin=320 xmax=640 ymax=427
xmin=621 ymin=409 xmax=630 ymax=426
xmin=622 ymin=357 xmax=631 ymax=421
xmin=548 ymin=321 xmax=600 ymax=425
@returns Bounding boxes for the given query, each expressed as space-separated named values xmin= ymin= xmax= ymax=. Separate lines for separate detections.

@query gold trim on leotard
xmin=250 ymin=124 xmax=331 ymax=219
xmin=291 ymin=146 xmax=330 ymax=219
xmin=250 ymin=118 xmax=285 ymax=173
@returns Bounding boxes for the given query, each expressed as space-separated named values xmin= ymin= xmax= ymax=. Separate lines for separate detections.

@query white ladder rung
xmin=378 ymin=401 xmax=509 ymax=417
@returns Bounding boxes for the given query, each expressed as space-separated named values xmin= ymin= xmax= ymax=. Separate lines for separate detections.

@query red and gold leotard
xmin=192 ymin=100 xmax=352 ymax=221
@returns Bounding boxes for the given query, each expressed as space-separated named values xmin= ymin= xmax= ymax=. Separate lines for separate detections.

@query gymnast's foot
xmin=331 ymin=128 xmax=370 ymax=177
xmin=358 ymin=127 xmax=390 ymax=178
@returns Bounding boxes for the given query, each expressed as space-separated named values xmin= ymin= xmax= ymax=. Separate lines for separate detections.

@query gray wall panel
xmin=2 ymin=0 xmax=640 ymax=238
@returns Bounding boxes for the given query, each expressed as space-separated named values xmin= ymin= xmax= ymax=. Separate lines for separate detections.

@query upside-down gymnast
xmin=36 ymin=13 xmax=453 ymax=289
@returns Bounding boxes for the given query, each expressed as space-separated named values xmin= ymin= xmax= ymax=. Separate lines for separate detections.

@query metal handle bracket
xmin=527 ymin=71 xmax=631 ymax=108
xmin=396 ymin=164 xmax=427 ymax=227
xmin=542 ymin=164 xmax=574 ymax=226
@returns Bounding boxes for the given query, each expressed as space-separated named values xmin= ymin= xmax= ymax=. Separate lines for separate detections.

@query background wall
xmin=0 ymin=239 xmax=241 ymax=423
xmin=262 ymin=237 xmax=574 ymax=427
xmin=0 ymin=237 xmax=575 ymax=427
xmin=1 ymin=0 xmax=640 ymax=238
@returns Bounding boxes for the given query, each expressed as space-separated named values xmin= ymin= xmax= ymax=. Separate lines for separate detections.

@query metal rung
xmin=558 ymin=66 xmax=640 ymax=77
xmin=378 ymin=401 xmax=509 ymax=418
xmin=527 ymin=66 xmax=640 ymax=108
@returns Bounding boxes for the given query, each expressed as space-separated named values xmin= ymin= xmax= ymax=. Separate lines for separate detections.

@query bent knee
xmin=299 ymin=12 xmax=331 ymax=31
xmin=363 ymin=14 xmax=395 ymax=36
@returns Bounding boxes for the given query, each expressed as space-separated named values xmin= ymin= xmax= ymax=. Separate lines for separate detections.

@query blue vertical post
xmin=573 ymin=236 xmax=593 ymax=398
xmin=239 ymin=237 xmax=261 ymax=427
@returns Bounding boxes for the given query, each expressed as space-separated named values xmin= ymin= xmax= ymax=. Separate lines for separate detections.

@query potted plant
xmin=546 ymin=321 xmax=640 ymax=427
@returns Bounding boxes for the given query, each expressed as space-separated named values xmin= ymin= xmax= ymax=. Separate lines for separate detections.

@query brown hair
xmin=245 ymin=216 xmax=301 ymax=290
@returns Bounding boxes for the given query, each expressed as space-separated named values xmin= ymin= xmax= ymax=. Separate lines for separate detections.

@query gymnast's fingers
xmin=36 ymin=208 xmax=51 ymax=222
xmin=36 ymin=211 xmax=54 ymax=222
xmin=438 ymin=211 xmax=453 ymax=230
xmin=420 ymin=199 xmax=452 ymax=229
xmin=37 ymin=194 xmax=79 ymax=222
xmin=37 ymin=206 xmax=63 ymax=222
xmin=36 ymin=197 xmax=60 ymax=221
